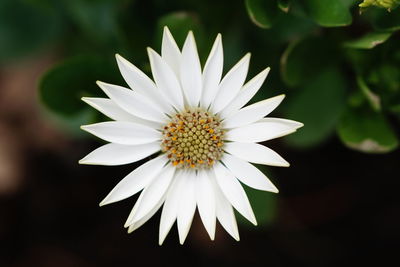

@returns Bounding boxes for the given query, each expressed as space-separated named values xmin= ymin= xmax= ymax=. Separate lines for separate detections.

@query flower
xmin=359 ymin=0 xmax=400 ymax=10
xmin=79 ymin=27 xmax=303 ymax=245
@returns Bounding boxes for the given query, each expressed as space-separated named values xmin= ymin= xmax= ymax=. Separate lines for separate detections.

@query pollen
xmin=161 ymin=107 xmax=224 ymax=169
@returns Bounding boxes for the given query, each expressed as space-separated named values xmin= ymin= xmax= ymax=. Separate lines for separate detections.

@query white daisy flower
xmin=80 ymin=27 xmax=303 ymax=245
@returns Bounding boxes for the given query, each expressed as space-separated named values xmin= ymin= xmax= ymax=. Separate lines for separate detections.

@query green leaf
xmin=337 ymin=107 xmax=398 ymax=153
xmin=0 ymin=0 xmax=62 ymax=63
xmin=278 ymin=0 xmax=291 ymax=12
xmin=301 ymin=0 xmax=352 ymax=27
xmin=245 ymin=0 xmax=278 ymax=29
xmin=348 ymin=90 xmax=367 ymax=108
xmin=357 ymin=76 xmax=381 ymax=111
xmin=374 ymin=64 xmax=400 ymax=93
xmin=343 ymin=31 xmax=392 ymax=49
xmin=344 ymin=49 xmax=377 ymax=76
xmin=366 ymin=64 xmax=400 ymax=110
xmin=264 ymin=13 xmax=317 ymax=45
xmin=280 ymin=37 xmax=337 ymax=87
xmin=283 ymin=69 xmax=347 ymax=147
xmin=39 ymin=55 xmax=122 ymax=129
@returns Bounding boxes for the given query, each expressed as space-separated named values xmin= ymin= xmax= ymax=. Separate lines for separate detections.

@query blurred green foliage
xmin=3 ymin=1 xmax=400 ymax=151
xmin=0 ymin=0 xmax=62 ymax=62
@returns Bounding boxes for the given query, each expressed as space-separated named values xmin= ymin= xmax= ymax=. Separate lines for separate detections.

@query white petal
xmin=81 ymin=97 xmax=139 ymax=122
xmin=225 ymin=119 xmax=301 ymax=143
xmin=223 ymin=94 xmax=285 ymax=129
xmin=214 ymin=162 xmax=257 ymax=225
xmin=159 ymin=171 xmax=185 ymax=245
xmin=116 ymin=54 xmax=157 ymax=94
xmin=212 ymin=174 xmax=240 ymax=241
xmin=222 ymin=153 xmax=278 ymax=193
xmin=79 ymin=142 xmax=160 ymax=166
xmin=211 ymin=53 xmax=251 ymax=113
xmin=201 ymin=34 xmax=223 ymax=109
xmin=161 ymin=26 xmax=181 ymax=78
xmin=128 ymin=195 xmax=165 ymax=233
xmin=81 ymin=121 xmax=161 ymax=145
xmin=126 ymin=164 xmax=175 ymax=225
xmin=148 ymin=48 xmax=185 ymax=110
xmin=124 ymin=188 xmax=145 ymax=227
xmin=177 ymin=171 xmax=197 ymax=244
xmin=99 ymin=155 xmax=167 ymax=206
xmin=258 ymin=117 xmax=304 ymax=129
xmin=180 ymin=31 xmax=202 ymax=107
xmin=82 ymin=97 xmax=159 ymax=128
xmin=219 ymin=67 xmax=270 ymax=118
xmin=196 ymin=170 xmax=216 ymax=240
xmin=97 ymin=81 xmax=167 ymax=123
xmin=115 ymin=54 xmax=173 ymax=114
xmin=224 ymin=142 xmax=289 ymax=167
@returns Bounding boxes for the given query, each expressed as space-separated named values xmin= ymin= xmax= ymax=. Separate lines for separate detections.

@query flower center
xmin=161 ymin=108 xmax=224 ymax=169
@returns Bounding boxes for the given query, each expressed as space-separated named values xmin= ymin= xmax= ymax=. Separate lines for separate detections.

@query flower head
xmin=80 ymin=27 xmax=303 ymax=244
xmin=359 ymin=0 xmax=400 ymax=10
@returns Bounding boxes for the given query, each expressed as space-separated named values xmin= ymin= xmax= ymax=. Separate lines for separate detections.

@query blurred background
xmin=1 ymin=0 xmax=400 ymax=266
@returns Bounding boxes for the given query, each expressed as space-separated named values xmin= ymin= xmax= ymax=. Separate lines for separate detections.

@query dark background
xmin=1 ymin=131 xmax=399 ymax=266
xmin=1 ymin=0 xmax=400 ymax=266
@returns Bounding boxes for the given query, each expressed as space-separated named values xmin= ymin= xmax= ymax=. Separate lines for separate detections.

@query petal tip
xmin=209 ymin=230 xmax=216 ymax=240
xmin=147 ymin=47 xmax=158 ymax=60
xmin=158 ymin=228 xmax=169 ymax=245
xmin=268 ymin=94 xmax=285 ymax=107
xmin=99 ymin=199 xmax=108 ymax=207
xmin=261 ymin=67 xmax=271 ymax=76
xmin=163 ymin=25 xmax=171 ymax=34
xmin=147 ymin=46 xmax=155 ymax=54
xmin=96 ymin=80 xmax=105 ymax=87
xmin=249 ymin=215 xmax=258 ymax=226
xmin=213 ymin=33 xmax=222 ymax=49
xmin=184 ymin=31 xmax=196 ymax=47
xmin=115 ymin=54 xmax=127 ymax=65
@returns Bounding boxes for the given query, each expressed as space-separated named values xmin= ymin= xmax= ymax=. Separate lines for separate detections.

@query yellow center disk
xmin=161 ymin=108 xmax=224 ymax=169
